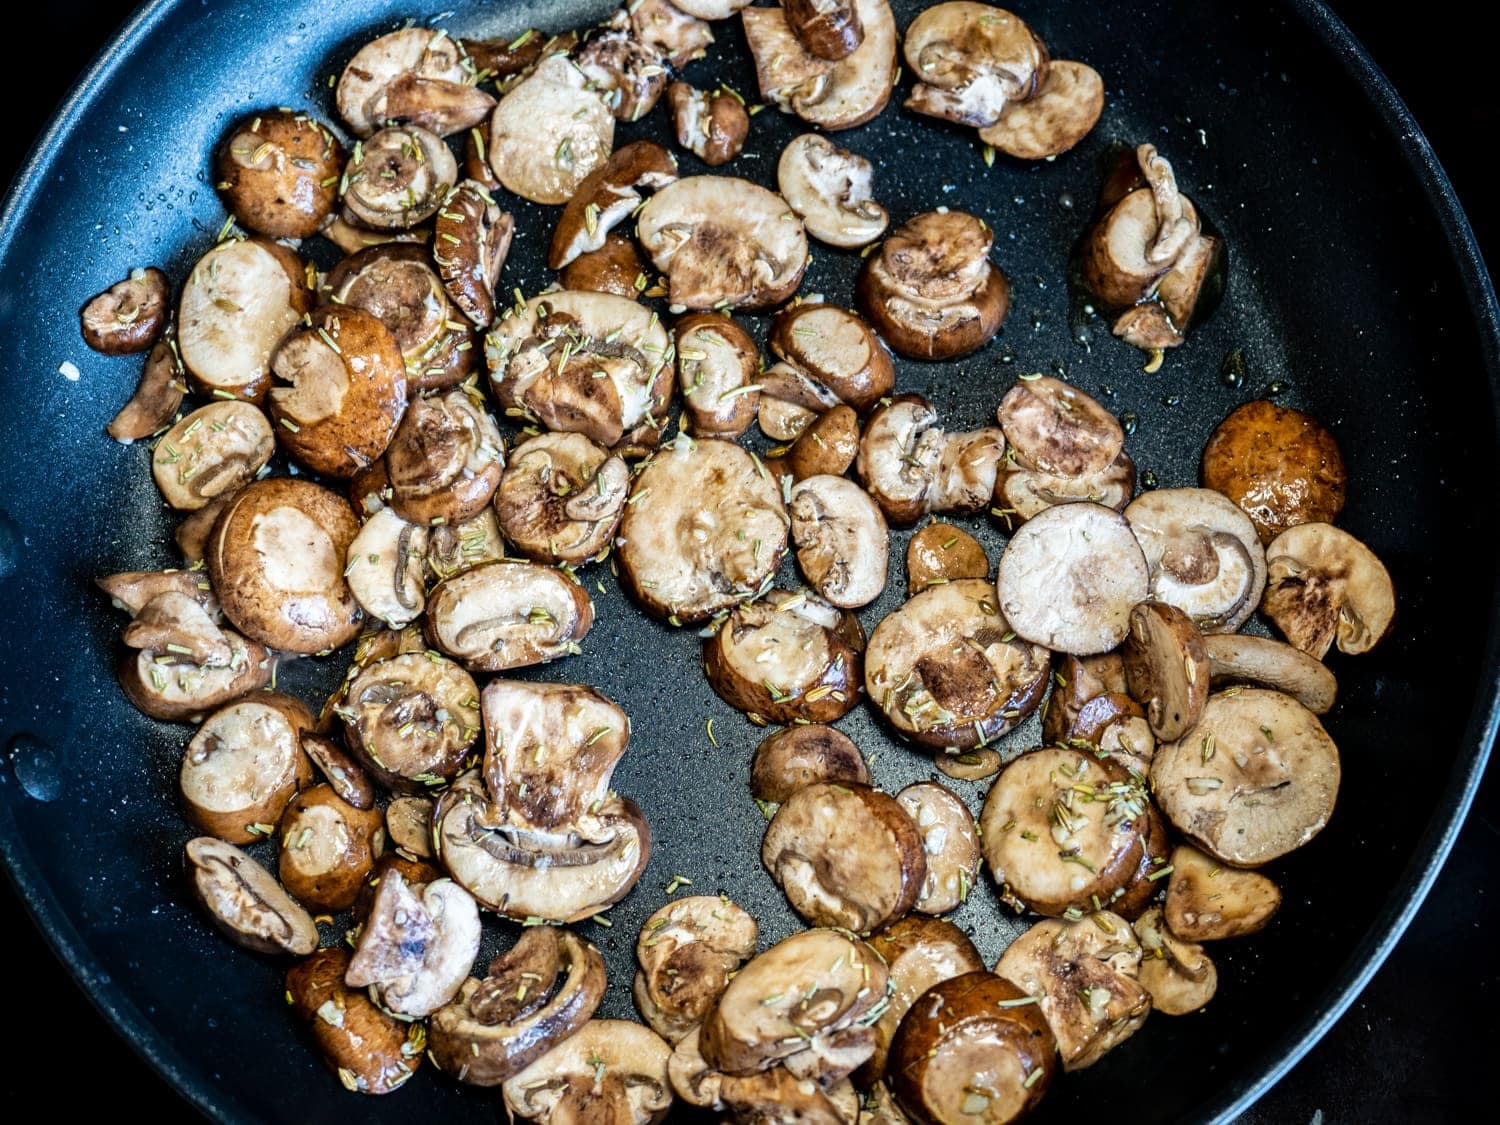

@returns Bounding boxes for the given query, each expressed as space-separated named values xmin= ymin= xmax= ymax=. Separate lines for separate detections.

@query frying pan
xmin=1 ymin=0 xmax=1495 ymax=1120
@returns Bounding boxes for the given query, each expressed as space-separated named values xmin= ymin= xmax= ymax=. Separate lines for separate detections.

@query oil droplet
xmin=1120 ymin=411 xmax=1139 ymax=435
xmin=1267 ymin=379 xmax=1289 ymax=396
xmin=1162 ymin=394 xmax=1182 ymax=408
xmin=1058 ymin=191 xmax=1075 ymax=211
xmin=9 ymin=734 xmax=61 ymax=802
xmin=1220 ymin=348 xmax=1247 ymax=389
xmin=0 ymin=509 xmax=18 ymax=577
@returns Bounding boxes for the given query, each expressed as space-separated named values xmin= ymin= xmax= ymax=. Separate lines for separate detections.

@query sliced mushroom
xmin=931 ymin=428 xmax=1005 ymax=515
xmin=303 ymin=731 xmax=377 ymax=811
xmin=1151 ymin=688 xmax=1340 ymax=867
xmin=866 ymin=578 xmax=1049 ymax=750
xmin=458 ymin=30 xmax=548 ymax=84
xmin=97 ymin=568 xmax=216 ymax=617
xmin=996 ymin=450 xmax=1136 ymax=525
xmin=668 ymin=82 xmax=750 ymax=166
xmin=996 ymin=376 xmax=1122 ymax=479
xmin=856 ymin=210 xmax=1008 ymax=360
xmin=561 ymin=233 xmax=648 ymax=297
xmin=742 ymin=0 xmax=897 ymax=130
xmin=995 ymin=502 xmax=1149 ymax=655
xmin=81 ymin=266 xmax=170 ymax=355
xmin=1122 ymin=601 xmax=1209 ymax=741
xmin=489 ymin=55 xmax=615 ymax=205
xmin=676 ymin=313 xmax=761 ymax=439
xmin=550 ymin=142 xmax=678 ymax=271
xmin=1041 ymin=652 xmax=1127 ymax=746
xmin=180 ymin=693 xmax=314 ymax=844
xmin=635 ymin=895 xmax=758 ymax=1043
xmin=617 ymin=436 xmax=790 ymax=624
xmin=786 ymin=0 xmax=864 ymax=60
xmin=979 ymin=59 xmax=1103 ymax=160
xmin=117 ymin=613 xmax=270 ymax=722
xmin=1260 ymin=523 xmax=1395 ymax=659
xmin=434 ymin=180 xmax=513 ymax=329
xmin=107 ymin=327 xmax=186 ymax=442
xmin=340 ymin=650 xmax=479 ymax=792
xmin=636 ymin=176 xmax=808 ymax=311
xmin=1112 ymin=302 xmax=1183 ymax=351
xmin=1157 ymin=231 xmax=1224 ymax=331
xmin=277 ymin=783 xmax=384 ymax=912
xmin=775 ymin=134 xmax=887 ymax=250
xmin=430 ymin=926 xmax=608 ymax=1086
xmin=424 ymin=508 xmax=508 ymax=583
xmin=1163 ymin=843 xmax=1282 ymax=941
xmin=770 ymin=302 xmax=895 ymax=413
xmin=503 ymin=1019 xmax=674 ymax=1124
xmin=906 ymin=523 xmax=987 ymax=594
xmin=495 ymin=432 xmax=628 ymax=565
xmin=574 ymin=10 xmax=672 ymax=124
xmin=1081 ymin=181 xmax=1202 ymax=310
xmin=1204 ymin=633 xmax=1337 ymax=714
xmin=763 ymin=781 xmax=925 ymax=933
xmin=1132 ymin=906 xmax=1216 ymax=1016
xmin=119 ymin=590 xmax=229 ymax=667
xmin=342 ymin=125 xmax=458 ymax=230
xmin=856 ymin=395 xmax=944 ymax=525
xmin=177 ymin=237 xmax=311 ymax=402
xmin=337 ymin=28 xmax=493 ymax=137
xmin=785 ymin=406 xmax=859 ymax=481
xmin=385 ymin=389 xmax=505 ymax=525
xmin=631 ymin=0 xmax=715 ymax=68
xmin=320 ymin=215 xmax=434 ymax=255
xmin=994 ymin=914 xmax=1150 ymax=1072
xmin=760 ymin=396 xmax=820 ymax=443
xmin=346 ymin=867 xmax=482 ymax=1017
xmin=903 ymin=3 xmax=1047 ymax=127
xmin=383 ymin=795 xmax=434 ymax=858
xmin=425 ymin=561 xmax=593 ymax=671
xmin=208 ymin=478 xmax=363 ymax=654
xmin=184 ymin=836 xmax=317 ymax=956
xmin=345 ymin=507 xmax=429 ymax=628
xmin=286 ymin=947 xmax=426 ymax=1095
xmin=788 ymin=475 xmax=888 ymax=610
xmin=151 ymin=401 xmax=274 ymax=511
xmin=215 ymin=110 xmax=345 ymax=239
xmin=750 ymin=725 xmax=869 ymax=804
xmin=1064 ymin=692 xmax=1155 ymax=775
xmin=897 ymin=782 xmax=981 ymax=916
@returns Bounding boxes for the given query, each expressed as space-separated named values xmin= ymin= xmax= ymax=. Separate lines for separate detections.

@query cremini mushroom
xmin=789 ymin=475 xmax=889 ymax=610
xmin=107 ymin=327 xmax=186 ymax=442
xmin=574 ymin=10 xmax=672 ymax=124
xmin=277 ymin=783 xmax=384 ymax=912
xmin=1204 ymin=633 xmax=1337 ymax=714
xmin=675 ymin=313 xmax=761 ymax=439
xmin=1041 ymin=652 xmax=1126 ymax=745
xmin=179 ymin=693 xmax=314 ymax=844
xmin=785 ymin=405 xmax=860 ymax=481
xmin=1082 ymin=144 xmax=1200 ymax=310
xmin=385 ymin=389 xmax=505 ymax=525
xmin=494 ymin=432 xmax=629 ymax=565
xmin=1133 ymin=906 xmax=1217 ymax=1016
xmin=151 ymin=401 xmax=274 ymax=511
xmin=81 ymin=266 xmax=170 ymax=355
xmin=488 ymin=54 xmax=615 ymax=205
xmin=668 ymin=81 xmax=750 ymax=166
xmin=97 ymin=568 xmax=216 ymax=617
xmin=340 ymin=650 xmax=480 ymax=792
xmin=1261 ymin=523 xmax=1395 ymax=659
xmin=549 ymin=142 xmax=678 ymax=270
xmin=457 ymin=30 xmax=548 ymax=85
xmin=906 ymin=522 xmax=988 ymax=594
xmin=1163 ymin=843 xmax=1282 ymax=941
xmin=1122 ymin=601 xmax=1210 ymax=741
xmin=856 ymin=394 xmax=944 ymax=525
xmin=302 ymin=731 xmax=376 ymax=811
xmin=902 ymin=3 xmax=1047 ymax=127
xmin=320 ymin=215 xmax=433 ymax=255
xmin=434 ymin=180 xmax=513 ymax=329
xmin=345 ymin=507 xmax=429 ymax=629
xmin=750 ymin=724 xmax=869 ymax=804
xmin=215 ymin=110 xmax=345 ymax=239
xmin=742 ymin=0 xmax=897 ymax=131
xmin=634 ymin=895 xmax=758 ymax=1042
xmin=384 ymin=795 xmax=434 ymax=857
xmin=769 ymin=301 xmax=895 ymax=413
xmin=759 ymin=396 xmax=819 ymax=442
xmin=118 ymin=590 xmax=228 ymax=668
xmin=425 ymin=561 xmax=594 ymax=670
xmin=185 ymin=837 xmax=318 ymax=955
xmin=1062 ymin=692 xmax=1155 ymax=775
xmin=347 ymin=867 xmax=482 ymax=1017
xmin=980 ymin=59 xmax=1104 ymax=160
xmin=114 ymin=595 xmax=270 ymax=721
xmin=996 ymin=450 xmax=1137 ymax=525
xmin=897 ymin=782 xmax=982 ymax=915
xmin=932 ymin=428 xmax=1006 ymax=515
xmin=342 ymin=125 xmax=458 ymax=230
xmin=630 ymin=0 xmax=715 ymax=68
xmin=776 ymin=134 xmax=887 ymax=249
xmin=424 ymin=508 xmax=507 ymax=583
xmin=286 ymin=947 xmax=426 ymax=1094
xmin=502 ymin=1019 xmax=674 ymax=1125
xmin=996 ymin=376 xmax=1122 ymax=479
xmin=786 ymin=0 xmax=864 ymax=59
xmin=337 ymin=28 xmax=494 ymax=138
xmin=561 ymin=233 xmax=648 ymax=297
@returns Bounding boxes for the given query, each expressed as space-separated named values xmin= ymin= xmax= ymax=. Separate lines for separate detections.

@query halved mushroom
xmin=286 ymin=947 xmax=426 ymax=1095
xmin=207 ymin=478 xmax=363 ymax=654
xmin=676 ymin=313 xmax=761 ymax=439
xmin=178 ymin=237 xmax=311 ymax=402
xmin=1156 ymin=231 xmax=1224 ymax=331
xmin=185 ymin=836 xmax=318 ymax=958
xmin=489 ymin=55 xmax=615 ymax=205
xmin=907 ymin=522 xmax=988 ymax=594
xmin=434 ymin=180 xmax=513 ymax=329
xmin=996 ymin=449 xmax=1137 ymax=525
xmin=682 ymin=1058 xmax=861 ymax=1122
xmin=119 ymin=590 xmax=229 ymax=667
xmin=1133 ymin=906 xmax=1216 ymax=1016
xmin=561 ymin=233 xmax=648 ymax=297
xmin=980 ymin=746 xmax=1160 ymax=917
xmin=903 ymin=3 xmax=1047 ymax=127
xmin=277 ymin=783 xmax=384 ymax=912
xmin=425 ymin=561 xmax=593 ymax=670
xmin=385 ymin=389 xmax=505 ymax=525
xmin=866 ymin=578 xmax=1050 ymax=750
xmin=785 ymin=406 xmax=860 ymax=481
xmin=97 ymin=568 xmax=216 ymax=616
xmin=151 ymin=401 xmax=274 ymax=511
xmin=750 ymin=724 xmax=869 ymax=804
xmin=742 ymin=0 xmax=897 ymax=130
xmin=1064 ymin=692 xmax=1155 ymax=775
xmin=770 ymin=302 xmax=895 ymax=413
xmin=342 ymin=125 xmax=458 ymax=230
xmin=303 ymin=731 xmax=376 ymax=811
xmin=1112 ymin=303 xmax=1182 ymax=351
xmin=667 ymin=82 xmax=749 ymax=166
xmin=705 ymin=589 xmax=864 ymax=723
xmin=180 ymin=692 xmax=314 ymax=844
xmin=107 ymin=327 xmax=186 ymax=442
xmin=320 ymin=215 xmax=434 ymax=256
xmin=345 ymin=507 xmax=429 ymax=628
xmin=384 ymin=795 xmax=434 ymax=857
xmin=790 ymin=475 xmax=889 ymax=610
xmin=1041 ymin=652 xmax=1127 ymax=745
xmin=1151 ymin=688 xmax=1340 ymax=867
xmin=502 ymin=1019 xmax=674 ymax=1124
xmin=550 ymin=142 xmax=678 ymax=270
xmin=631 ymin=0 xmax=715 ymax=68
xmin=337 ymin=28 xmax=494 ymax=138
xmin=81 ymin=266 xmax=170 ymax=355
xmin=897 ymin=782 xmax=981 ymax=915
xmin=424 ymin=508 xmax=508 ymax=583
xmin=979 ymin=59 xmax=1103 ymax=160
xmin=636 ymin=176 xmax=809 ymax=311
xmin=996 ymin=376 xmax=1122 ymax=479
xmin=574 ymin=10 xmax=672 ymax=124
xmin=116 ymin=605 xmax=270 ymax=722
xmin=1122 ymin=601 xmax=1209 ymax=741
xmin=856 ymin=394 xmax=943 ymax=525
xmin=1163 ymin=843 xmax=1282 ymax=941
xmin=932 ymin=428 xmax=1005 ymax=514
xmin=1082 ymin=184 xmax=1198 ymax=310
xmin=617 ymin=436 xmax=790 ymax=624
xmin=340 ymin=650 xmax=479 ymax=792
xmin=457 ymin=30 xmax=548 ymax=85
xmin=760 ymin=396 xmax=820 ymax=442
xmin=215 ymin=110 xmax=345 ymax=239
xmin=495 ymin=432 xmax=628 ymax=565
xmin=346 ymin=867 xmax=482 ymax=1017
xmin=1261 ymin=523 xmax=1395 ymax=659
xmin=995 ymin=502 xmax=1149 ymax=655
xmin=763 ymin=781 xmax=925 ymax=932
xmin=635 ymin=895 xmax=759 ymax=1043
xmin=856 ymin=210 xmax=1009 ymax=360
xmin=776 ymin=134 xmax=887 ymax=250
xmin=786 ymin=0 xmax=864 ymax=60
xmin=1204 ymin=633 xmax=1337 ymax=714
xmin=430 ymin=926 xmax=608 ymax=1086
xmin=994 ymin=914 xmax=1150 ymax=1072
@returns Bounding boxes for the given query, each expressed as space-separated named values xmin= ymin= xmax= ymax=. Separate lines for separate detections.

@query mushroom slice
xmin=178 ymin=237 xmax=311 ymax=403
xmin=856 ymin=210 xmax=1009 ymax=360
xmin=1204 ymin=633 xmax=1337 ymax=715
xmin=887 ymin=972 xmax=1057 ymax=1123
xmin=997 ymin=375 xmax=1123 ymax=479
xmin=574 ymin=11 xmax=671 ymax=124
xmin=980 ymin=747 xmax=1160 ymax=916
xmin=856 ymin=394 xmax=944 ymax=525
xmin=215 ymin=110 xmax=345 ymax=239
xmin=320 ymin=215 xmax=434 ymax=255
xmin=617 ymin=437 xmax=790 ymax=624
xmin=705 ymin=589 xmax=864 ymax=724
xmin=668 ymin=82 xmax=750 ymax=166
xmin=1041 ymin=652 xmax=1125 ymax=745
xmin=1151 ymin=688 xmax=1340 ymax=867
xmin=345 ymin=507 xmax=429 ymax=628
xmin=425 ymin=561 xmax=594 ymax=671
xmin=906 ymin=523 xmax=988 ymax=594
xmin=495 ymin=432 xmax=628 ymax=565
xmin=430 ymin=926 xmax=608 ymax=1086
xmin=551 ymin=143 xmax=678 ymax=272
xmin=1123 ymin=487 xmax=1266 ymax=633
xmin=997 ymin=449 xmax=1137 ymax=526
xmin=897 ymin=783 xmax=981 ymax=916
xmin=790 ymin=475 xmax=889 ymax=610
xmin=286 ymin=947 xmax=426 ymax=1095
xmin=186 ymin=837 xmax=317 ymax=955
xmin=742 ymin=0 xmax=897 ymax=130
xmin=303 ymin=732 xmax=376 ymax=812
xmin=866 ymin=578 xmax=1049 ymax=750
xmin=435 ymin=771 xmax=650 ymax=920
xmin=562 ymin=233 xmax=648 ymax=297
xmin=996 ymin=502 xmax=1149 ymax=655
xmin=786 ymin=0 xmax=864 ymax=60
xmin=385 ymin=795 xmax=434 ymax=857
xmin=750 ymin=724 xmax=869 ymax=804
xmin=1157 ymin=231 xmax=1224 ymax=329
xmin=1261 ymin=523 xmax=1396 ymax=658
xmin=1122 ymin=601 xmax=1210 ymax=741
xmin=770 ymin=301 xmax=895 ymax=413
xmin=671 ymin=0 xmax=751 ymax=18
xmin=342 ymin=125 xmax=458 ymax=229
xmin=1132 ymin=906 xmax=1217 ymax=1016
xmin=347 ymin=868 xmax=482 ymax=1017
xmin=979 ymin=59 xmax=1104 ymax=160
xmin=151 ymin=401 xmax=274 ymax=511
xmin=180 ymin=693 xmax=314 ymax=844
xmin=457 ymin=32 xmax=547 ymax=83
xmin=337 ymin=28 xmax=488 ymax=137
xmin=760 ymin=396 xmax=820 ymax=442
xmin=676 ymin=313 xmax=761 ymax=439
xmin=931 ymin=428 xmax=1005 ymax=515
xmin=762 ymin=781 xmax=926 ymax=933
xmin=424 ymin=508 xmax=508 ymax=583
xmin=776 ymin=134 xmax=886 ymax=249
xmin=117 ymin=620 xmax=269 ymax=722
xmin=434 ymin=181 xmax=513 ymax=329
xmin=81 ymin=266 xmax=170 ymax=355
xmin=903 ymin=3 xmax=1047 ymax=127
xmin=630 ymin=0 xmax=715 ymax=67
xmin=634 ymin=895 xmax=759 ymax=1043
xmin=277 ymin=783 xmax=384 ymax=912
xmin=785 ymin=405 xmax=860 ymax=481
xmin=1164 ymin=843 xmax=1282 ymax=941
xmin=995 ymin=914 xmax=1149 ymax=1071
xmin=97 ymin=568 xmax=216 ymax=617
xmin=1082 ymin=180 xmax=1201 ymax=310
xmin=385 ymin=389 xmax=505 ymax=526
xmin=489 ymin=55 xmax=615 ymax=205
xmin=1066 ymin=692 xmax=1156 ymax=775
xmin=502 ymin=1019 xmax=674 ymax=1125
xmin=636 ymin=176 xmax=808 ymax=311
xmin=107 ymin=328 xmax=186 ymax=443
xmin=340 ymin=650 xmax=480 ymax=792
xmin=120 ymin=591 xmax=230 ymax=667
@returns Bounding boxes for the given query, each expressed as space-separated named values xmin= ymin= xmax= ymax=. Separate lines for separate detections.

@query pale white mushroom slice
xmin=997 ymin=450 xmax=1137 ymax=524
xmin=776 ymin=134 xmax=888 ymax=248
xmin=902 ymin=2 xmax=1047 ymax=127
xmin=996 ymin=375 xmax=1123 ymax=479
xmin=336 ymin=28 xmax=484 ymax=137
xmin=426 ymin=561 xmax=593 ymax=671
xmin=347 ymin=868 xmax=483 ymax=1017
xmin=897 ymin=782 xmax=981 ymax=915
xmin=1122 ymin=601 xmax=1210 ymax=742
xmin=1203 ymin=633 xmax=1337 ymax=715
xmin=1163 ymin=843 xmax=1282 ymax=941
xmin=151 ymin=401 xmax=274 ymax=512
xmin=494 ymin=432 xmax=629 ymax=565
xmin=930 ymin=427 xmax=1005 ymax=514
xmin=345 ymin=506 xmax=429 ymax=628
xmin=758 ymin=395 xmax=819 ymax=442
xmin=675 ymin=313 xmax=761 ymax=439
xmin=789 ymin=474 xmax=889 ymax=609
xmin=995 ymin=502 xmax=1149 ymax=655
xmin=502 ymin=1019 xmax=674 ymax=1125
xmin=979 ymin=59 xmax=1104 ymax=159
xmin=742 ymin=0 xmax=897 ymax=130
xmin=855 ymin=394 xmax=944 ymax=526
xmin=1260 ymin=523 xmax=1396 ymax=659
xmin=424 ymin=508 xmax=508 ymax=583
xmin=633 ymin=895 xmax=758 ymax=1043
xmin=185 ymin=837 xmax=318 ymax=956
xmin=342 ymin=125 xmax=458 ymax=229
xmin=631 ymin=0 xmax=716 ymax=67
xmin=488 ymin=55 xmax=615 ymax=205
xmin=1133 ymin=906 xmax=1217 ymax=1015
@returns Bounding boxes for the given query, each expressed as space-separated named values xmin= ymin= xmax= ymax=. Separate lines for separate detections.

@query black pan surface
xmin=1 ymin=1 xmax=1496 ymax=1121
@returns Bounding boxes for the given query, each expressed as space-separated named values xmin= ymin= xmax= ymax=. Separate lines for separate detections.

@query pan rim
xmin=0 ymin=1 xmax=1495 ymax=1121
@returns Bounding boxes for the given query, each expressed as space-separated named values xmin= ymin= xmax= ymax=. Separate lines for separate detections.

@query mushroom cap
xmin=1204 ymin=632 xmax=1337 ymax=714
xmin=996 ymin=375 xmax=1122 ymax=479
xmin=116 ymin=626 xmax=270 ymax=722
xmin=434 ymin=180 xmax=513 ymax=330
xmin=979 ymin=59 xmax=1104 ymax=160
xmin=1261 ymin=522 xmax=1396 ymax=658
xmin=277 ymin=783 xmax=384 ymax=912
xmin=494 ymin=432 xmax=628 ymax=565
xmin=856 ymin=393 xmax=944 ymax=526
xmin=344 ymin=507 xmax=429 ymax=629
xmin=425 ymin=560 xmax=594 ymax=671
xmin=336 ymin=28 xmax=477 ymax=137
xmin=502 ymin=1019 xmax=674 ymax=1125
xmin=107 ymin=328 xmax=185 ymax=441
xmin=1121 ymin=601 xmax=1210 ymax=741
xmin=897 ymin=782 xmax=982 ymax=916
xmin=549 ymin=141 xmax=678 ymax=270
xmin=634 ymin=895 xmax=758 ymax=1043
xmin=786 ymin=0 xmax=865 ymax=61
xmin=186 ymin=836 xmax=318 ymax=956
xmin=151 ymin=401 xmax=274 ymax=512
xmin=561 ymin=233 xmax=649 ymax=298
xmin=790 ymin=474 xmax=890 ymax=609
xmin=576 ymin=13 xmax=673 ymax=125
xmin=346 ymin=869 xmax=483 ymax=1017
xmin=786 ymin=404 xmax=861 ymax=481
xmin=1133 ymin=906 xmax=1218 ymax=1016
xmin=83 ymin=265 xmax=171 ymax=356
xmin=777 ymin=133 xmax=888 ymax=248
xmin=996 ymin=449 xmax=1137 ymax=525
xmin=750 ymin=724 xmax=870 ymax=803
xmin=341 ymin=651 xmax=480 ymax=792
xmin=1081 ymin=188 xmax=1199 ymax=309
xmin=1163 ymin=843 xmax=1282 ymax=941
xmin=932 ymin=427 xmax=1006 ymax=514
xmin=769 ymin=301 xmax=895 ymax=412
xmin=741 ymin=0 xmax=898 ymax=131
xmin=385 ymin=389 xmax=505 ymax=526
xmin=902 ymin=3 xmax=1047 ymax=126
xmin=488 ymin=55 xmax=615 ymax=205
xmin=215 ymin=109 xmax=344 ymax=239
xmin=667 ymin=82 xmax=750 ymax=166
xmin=906 ymin=522 xmax=989 ymax=594
xmin=675 ymin=313 xmax=761 ymax=439
xmin=180 ymin=693 xmax=314 ymax=844
xmin=342 ymin=125 xmax=458 ymax=230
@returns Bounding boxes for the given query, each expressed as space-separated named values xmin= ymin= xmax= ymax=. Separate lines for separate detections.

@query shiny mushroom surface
xmin=494 ymin=432 xmax=629 ymax=564
xmin=906 ymin=522 xmax=988 ymax=594
xmin=434 ymin=180 xmax=513 ymax=329
xmin=214 ymin=110 xmax=345 ymax=239
xmin=769 ymin=301 xmax=895 ymax=413
xmin=1260 ymin=523 xmax=1396 ymax=659
xmin=634 ymin=895 xmax=758 ymax=1042
xmin=340 ymin=650 xmax=481 ymax=792
xmin=179 ymin=693 xmax=314 ymax=844
xmin=502 ymin=1019 xmax=674 ymax=1125
xmin=115 ymin=600 xmax=271 ymax=722
xmin=902 ymin=3 xmax=1047 ymax=127
xmin=675 ymin=312 xmax=761 ymax=439
xmin=750 ymin=724 xmax=869 ymax=804
xmin=931 ymin=428 xmax=1006 ymax=515
xmin=151 ymin=401 xmax=274 ymax=512
xmin=856 ymin=394 xmax=944 ymax=525
xmin=741 ymin=0 xmax=898 ymax=131
xmin=785 ymin=404 xmax=861 ymax=481
xmin=996 ymin=376 xmax=1122 ymax=479
xmin=385 ymin=389 xmax=505 ymax=526
xmin=81 ymin=266 xmax=170 ymax=355
xmin=979 ymin=59 xmax=1104 ymax=160
xmin=341 ymin=125 xmax=458 ymax=230
xmin=488 ymin=55 xmax=615 ymax=205
xmin=1163 ymin=843 xmax=1282 ymax=942
xmin=277 ymin=783 xmax=384 ymax=912
xmin=668 ymin=82 xmax=751 ymax=166
xmin=561 ymin=233 xmax=649 ymax=297
xmin=897 ymin=782 xmax=982 ymax=915
xmin=549 ymin=141 xmax=678 ymax=270
xmin=346 ymin=867 xmax=483 ymax=1017
xmin=107 ymin=328 xmax=187 ymax=442
xmin=336 ymin=28 xmax=492 ymax=138
xmin=776 ymin=133 xmax=887 ymax=248
xmin=790 ymin=474 xmax=890 ymax=609
xmin=185 ymin=836 xmax=318 ymax=956
xmin=1121 ymin=601 xmax=1210 ymax=742
xmin=425 ymin=560 xmax=594 ymax=671
xmin=995 ymin=449 xmax=1137 ymax=525
xmin=345 ymin=507 xmax=429 ymax=629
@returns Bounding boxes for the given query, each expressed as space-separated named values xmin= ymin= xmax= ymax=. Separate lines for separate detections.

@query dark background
xmin=2 ymin=3 xmax=1494 ymax=1121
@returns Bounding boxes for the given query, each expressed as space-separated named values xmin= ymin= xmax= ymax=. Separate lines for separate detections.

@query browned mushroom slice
xmin=897 ymin=782 xmax=981 ymax=915
xmin=906 ymin=523 xmax=988 ymax=594
xmin=1122 ymin=601 xmax=1209 ymax=741
xmin=277 ymin=783 xmax=384 ymax=912
xmin=636 ymin=176 xmax=808 ymax=311
xmin=98 ymin=568 xmax=216 ymax=616
xmin=634 ymin=895 xmax=758 ymax=1043
xmin=117 ymin=614 xmax=270 ymax=723
xmin=995 ymin=502 xmax=1149 ymax=655
xmin=286 ymin=947 xmax=426 ymax=1095
xmin=382 ymin=796 xmax=433 ymax=858
xmin=866 ymin=578 xmax=1049 ymax=750
xmin=347 ymin=867 xmax=482 ymax=1017
xmin=424 ymin=508 xmax=507 ymax=583
xmin=676 ymin=313 xmax=760 ymax=439
xmin=345 ymin=507 xmax=428 ymax=629
xmin=489 ymin=55 xmax=616 ymax=205
xmin=81 ymin=266 xmax=170 ymax=355
xmin=457 ymin=31 xmax=548 ymax=84
xmin=770 ymin=302 xmax=895 ymax=413
xmin=1065 ymin=692 xmax=1155 ymax=774
xmin=425 ymin=561 xmax=593 ymax=671
xmin=303 ymin=732 xmax=376 ymax=811
xmin=180 ymin=693 xmax=314 ymax=844
xmin=502 ymin=1019 xmax=674 ymax=1124
xmin=552 ymin=143 xmax=679 ymax=269
xmin=856 ymin=210 xmax=1009 ymax=360
xmin=785 ymin=0 xmax=864 ymax=60
xmin=856 ymin=394 xmax=943 ymax=526
xmin=1124 ymin=487 xmax=1267 ymax=633
xmin=341 ymin=651 xmax=480 ymax=792
xmin=667 ymin=82 xmax=750 ymax=166
xmin=107 ymin=328 xmax=186 ymax=442
xmin=750 ymin=724 xmax=869 ymax=803
xmin=903 ymin=3 xmax=1047 ymax=127
xmin=495 ymin=432 xmax=628 ymax=565
xmin=1261 ymin=523 xmax=1395 ymax=659
xmin=151 ymin=401 xmax=274 ymax=511
xmin=776 ymin=134 xmax=887 ymax=249
xmin=434 ymin=181 xmax=513 ymax=329
xmin=632 ymin=0 xmax=715 ymax=68
xmin=342 ymin=125 xmax=457 ymax=230
xmin=574 ymin=10 xmax=671 ymax=123
xmin=997 ymin=375 xmax=1123 ymax=479
xmin=185 ymin=837 xmax=318 ymax=955
xmin=1164 ymin=843 xmax=1282 ymax=941
xmin=321 ymin=216 xmax=434 ymax=257
xmin=979 ymin=59 xmax=1103 ymax=160
xmin=1041 ymin=652 xmax=1127 ymax=745
xmin=385 ymin=389 xmax=505 ymax=526
xmin=337 ymin=28 xmax=492 ymax=137
xmin=932 ymin=428 xmax=1005 ymax=514
xmin=1157 ymin=232 xmax=1223 ymax=330
xmin=742 ymin=0 xmax=897 ymax=130
xmin=1112 ymin=302 xmax=1183 ymax=351
xmin=119 ymin=591 xmax=229 ymax=667
xmin=997 ymin=449 xmax=1137 ymax=525
xmin=1132 ymin=906 xmax=1217 ymax=1016
xmin=430 ymin=926 xmax=608 ymax=1086
xmin=561 ymin=233 xmax=648 ymax=297
xmin=1204 ymin=633 xmax=1337 ymax=714
xmin=1151 ymin=688 xmax=1340 ymax=867
xmin=763 ymin=781 xmax=925 ymax=933
xmin=215 ymin=110 xmax=345 ymax=239
xmin=789 ymin=475 xmax=888 ymax=610
xmin=617 ymin=437 xmax=790 ymax=625
xmin=783 ymin=406 xmax=858 ymax=481
xmin=759 ymin=396 xmax=820 ymax=442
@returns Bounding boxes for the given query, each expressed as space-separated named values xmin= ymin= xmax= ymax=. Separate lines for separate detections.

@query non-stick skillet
xmin=0 ymin=0 xmax=1495 ymax=1121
